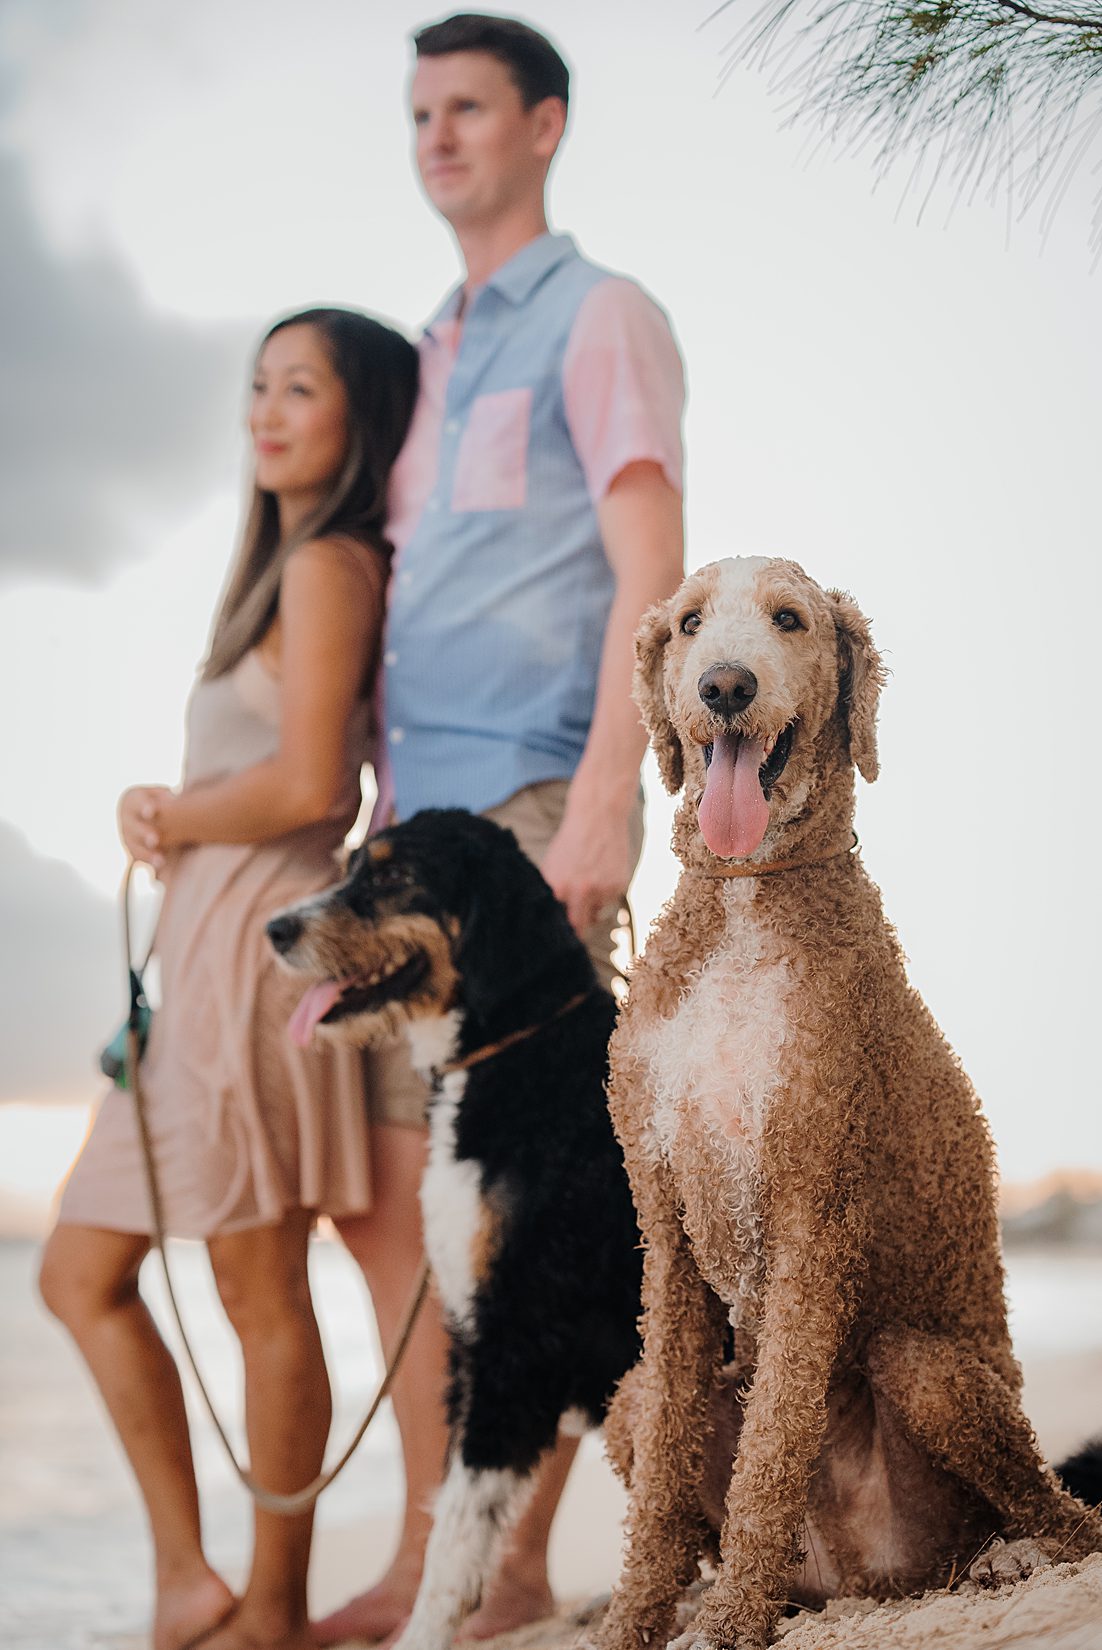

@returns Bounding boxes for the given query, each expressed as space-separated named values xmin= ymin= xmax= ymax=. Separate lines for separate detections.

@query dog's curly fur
xmin=597 ymin=557 xmax=1102 ymax=1650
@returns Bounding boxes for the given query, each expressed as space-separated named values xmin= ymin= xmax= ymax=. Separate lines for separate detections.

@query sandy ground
xmin=464 ymin=1555 xmax=1102 ymax=1650
xmin=300 ymin=1346 xmax=1102 ymax=1650
xmin=8 ymin=1233 xmax=1094 ymax=1650
xmin=36 ymin=1344 xmax=1102 ymax=1650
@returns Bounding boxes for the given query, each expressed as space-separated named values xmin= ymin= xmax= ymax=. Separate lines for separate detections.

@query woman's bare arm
xmin=121 ymin=540 xmax=382 ymax=864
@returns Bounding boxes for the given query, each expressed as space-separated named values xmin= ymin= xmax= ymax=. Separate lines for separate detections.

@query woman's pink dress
xmin=59 ymin=636 xmax=375 ymax=1239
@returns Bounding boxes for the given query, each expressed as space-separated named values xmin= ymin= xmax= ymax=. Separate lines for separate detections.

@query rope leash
xmin=431 ymin=988 xmax=595 ymax=1087
xmin=120 ymin=864 xmax=429 ymax=1515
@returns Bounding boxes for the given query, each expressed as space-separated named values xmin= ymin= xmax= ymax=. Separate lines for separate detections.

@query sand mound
xmin=456 ymin=1554 xmax=1102 ymax=1650
xmin=775 ymin=1553 xmax=1102 ymax=1649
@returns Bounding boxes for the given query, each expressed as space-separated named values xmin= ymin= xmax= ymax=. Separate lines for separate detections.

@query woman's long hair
xmin=204 ymin=308 xmax=418 ymax=680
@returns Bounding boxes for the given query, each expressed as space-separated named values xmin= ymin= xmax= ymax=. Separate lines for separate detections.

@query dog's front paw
xmin=667 ymin=1599 xmax=768 ymax=1650
xmin=668 ymin=1631 xmax=762 ymax=1650
xmin=966 ymin=1537 xmax=1052 ymax=1589
xmin=668 ymin=1621 xmax=762 ymax=1650
xmin=667 ymin=1631 xmax=717 ymax=1650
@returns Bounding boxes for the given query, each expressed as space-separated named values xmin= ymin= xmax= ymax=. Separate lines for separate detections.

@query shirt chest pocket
xmin=450 ymin=388 xmax=531 ymax=513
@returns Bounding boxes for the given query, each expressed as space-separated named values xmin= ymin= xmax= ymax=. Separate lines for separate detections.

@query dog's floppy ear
xmin=828 ymin=589 xmax=887 ymax=783
xmin=633 ymin=599 xmax=683 ymax=794
xmin=455 ymin=829 xmax=577 ymax=1025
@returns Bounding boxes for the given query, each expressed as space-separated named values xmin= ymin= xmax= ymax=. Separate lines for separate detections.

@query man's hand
xmin=541 ymin=793 xmax=633 ymax=938
xmin=541 ymin=462 xmax=682 ymax=938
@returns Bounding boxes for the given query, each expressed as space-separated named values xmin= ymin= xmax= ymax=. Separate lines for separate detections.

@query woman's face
xmin=249 ymin=324 xmax=349 ymax=504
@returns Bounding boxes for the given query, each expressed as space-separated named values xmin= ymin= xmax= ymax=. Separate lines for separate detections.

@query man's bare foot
xmin=455 ymin=1568 xmax=555 ymax=1642
xmin=311 ymin=1569 xmax=421 ymax=1648
xmin=154 ymin=1568 xmax=236 ymax=1650
xmin=369 ymin=1617 xmax=412 ymax=1650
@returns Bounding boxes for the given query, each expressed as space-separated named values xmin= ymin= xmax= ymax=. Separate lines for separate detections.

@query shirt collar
xmin=425 ymin=233 xmax=578 ymax=336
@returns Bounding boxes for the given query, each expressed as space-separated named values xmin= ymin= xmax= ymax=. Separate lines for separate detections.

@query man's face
xmin=410 ymin=51 xmax=563 ymax=230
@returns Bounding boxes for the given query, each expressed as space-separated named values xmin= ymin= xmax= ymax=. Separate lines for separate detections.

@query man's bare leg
xmin=457 ymin=1434 xmax=580 ymax=1641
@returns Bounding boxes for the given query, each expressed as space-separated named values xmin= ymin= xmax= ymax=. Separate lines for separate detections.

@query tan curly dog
xmin=596 ymin=556 xmax=1101 ymax=1650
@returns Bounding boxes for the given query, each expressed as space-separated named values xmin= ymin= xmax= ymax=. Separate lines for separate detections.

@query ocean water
xmin=2 ymin=1238 xmax=1101 ymax=1650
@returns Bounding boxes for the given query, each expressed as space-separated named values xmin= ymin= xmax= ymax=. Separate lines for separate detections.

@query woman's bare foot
xmin=311 ymin=1563 xmax=422 ymax=1648
xmin=154 ymin=1567 xmax=237 ymax=1650
xmin=199 ymin=1613 xmax=315 ymax=1650
xmin=455 ymin=1564 xmax=555 ymax=1642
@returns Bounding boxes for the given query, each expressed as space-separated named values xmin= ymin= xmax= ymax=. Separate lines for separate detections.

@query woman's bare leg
xmin=202 ymin=1208 xmax=330 ymax=1650
xmin=315 ymin=1122 xmax=450 ymax=1648
xmin=39 ymin=1223 xmax=235 ymax=1650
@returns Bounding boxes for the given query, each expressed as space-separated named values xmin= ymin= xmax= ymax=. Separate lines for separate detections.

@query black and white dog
xmin=267 ymin=809 xmax=642 ymax=1650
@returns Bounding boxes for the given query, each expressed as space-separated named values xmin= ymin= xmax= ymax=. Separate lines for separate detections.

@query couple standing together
xmin=42 ymin=14 xmax=686 ymax=1650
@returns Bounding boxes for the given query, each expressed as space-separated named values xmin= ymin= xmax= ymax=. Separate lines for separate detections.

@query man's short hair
xmin=413 ymin=13 xmax=570 ymax=110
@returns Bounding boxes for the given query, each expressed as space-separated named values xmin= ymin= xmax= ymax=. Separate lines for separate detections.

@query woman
xmin=40 ymin=308 xmax=420 ymax=1650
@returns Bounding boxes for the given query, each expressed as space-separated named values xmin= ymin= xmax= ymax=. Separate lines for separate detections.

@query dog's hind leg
xmin=867 ymin=1327 xmax=1102 ymax=1566
xmin=597 ymin=1198 xmax=727 ymax=1650
xmin=391 ymin=1455 xmax=536 ymax=1650
xmin=603 ymin=1362 xmax=643 ymax=1489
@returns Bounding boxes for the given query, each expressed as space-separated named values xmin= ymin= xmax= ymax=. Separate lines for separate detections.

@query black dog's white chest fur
xmin=421 ymin=1070 xmax=481 ymax=1333
xmin=410 ymin=1009 xmax=507 ymax=1339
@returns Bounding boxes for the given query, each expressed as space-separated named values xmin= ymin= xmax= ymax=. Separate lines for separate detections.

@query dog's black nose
xmin=698 ymin=663 xmax=758 ymax=719
xmin=267 ymin=912 xmax=303 ymax=954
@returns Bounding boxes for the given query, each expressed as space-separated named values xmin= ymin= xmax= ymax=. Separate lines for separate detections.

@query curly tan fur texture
xmin=599 ymin=558 xmax=1101 ymax=1650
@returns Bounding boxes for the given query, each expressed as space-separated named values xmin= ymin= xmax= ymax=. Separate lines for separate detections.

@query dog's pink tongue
xmin=698 ymin=732 xmax=771 ymax=860
xmin=289 ymin=981 xmax=343 ymax=1049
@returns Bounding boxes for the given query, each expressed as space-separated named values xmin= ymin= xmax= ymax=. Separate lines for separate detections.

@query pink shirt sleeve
xmin=562 ymin=277 xmax=685 ymax=502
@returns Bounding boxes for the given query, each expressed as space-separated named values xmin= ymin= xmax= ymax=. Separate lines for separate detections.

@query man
xmin=316 ymin=15 xmax=685 ymax=1646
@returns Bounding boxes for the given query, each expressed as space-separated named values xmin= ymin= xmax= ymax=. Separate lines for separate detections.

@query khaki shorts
xmin=364 ymin=779 xmax=645 ymax=1129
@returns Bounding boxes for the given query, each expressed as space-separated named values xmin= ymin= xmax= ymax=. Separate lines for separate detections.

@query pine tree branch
xmin=993 ymin=0 xmax=1102 ymax=31
xmin=711 ymin=0 xmax=1102 ymax=254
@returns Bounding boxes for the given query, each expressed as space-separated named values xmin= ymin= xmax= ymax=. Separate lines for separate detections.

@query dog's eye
xmin=372 ymin=865 xmax=414 ymax=891
xmin=773 ymin=609 xmax=804 ymax=633
xmin=680 ymin=611 xmax=702 ymax=636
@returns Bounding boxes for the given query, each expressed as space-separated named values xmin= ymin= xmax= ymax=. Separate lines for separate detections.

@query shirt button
xmin=427 ymin=498 xmax=441 ymax=513
xmin=444 ymin=419 xmax=459 ymax=435
xmin=399 ymin=571 xmax=412 ymax=587
xmin=389 ymin=728 xmax=405 ymax=744
xmin=383 ymin=650 xmax=397 ymax=667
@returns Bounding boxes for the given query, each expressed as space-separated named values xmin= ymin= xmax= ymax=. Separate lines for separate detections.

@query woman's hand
xmin=117 ymin=785 xmax=175 ymax=869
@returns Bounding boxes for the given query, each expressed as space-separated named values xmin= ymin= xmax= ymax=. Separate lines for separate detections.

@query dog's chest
xmin=420 ymin=1073 xmax=497 ymax=1335
xmin=630 ymin=908 xmax=794 ymax=1322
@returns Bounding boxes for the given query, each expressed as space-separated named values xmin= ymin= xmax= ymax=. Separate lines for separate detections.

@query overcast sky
xmin=1 ymin=0 xmax=1100 ymax=1183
